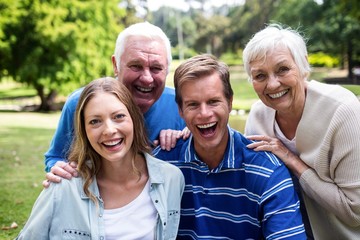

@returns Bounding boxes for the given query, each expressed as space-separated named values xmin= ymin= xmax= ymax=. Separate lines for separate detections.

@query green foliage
xmin=342 ymin=84 xmax=360 ymax=96
xmin=171 ymin=46 xmax=197 ymax=60
xmin=308 ymin=52 xmax=340 ymax=68
xmin=0 ymin=0 xmax=125 ymax=110
xmin=220 ymin=50 xmax=243 ymax=66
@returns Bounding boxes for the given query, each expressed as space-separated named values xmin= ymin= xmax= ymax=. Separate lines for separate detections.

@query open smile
xmin=268 ymin=89 xmax=289 ymax=99
xmin=197 ymin=122 xmax=217 ymax=137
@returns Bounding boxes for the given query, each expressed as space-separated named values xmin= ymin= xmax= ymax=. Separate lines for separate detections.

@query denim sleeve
xmin=15 ymin=186 xmax=56 ymax=239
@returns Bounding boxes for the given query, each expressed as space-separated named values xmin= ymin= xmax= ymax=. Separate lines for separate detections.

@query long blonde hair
xmin=68 ymin=77 xmax=151 ymax=202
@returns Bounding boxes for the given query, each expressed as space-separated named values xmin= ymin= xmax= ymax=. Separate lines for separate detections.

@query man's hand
xmin=153 ymin=127 xmax=191 ymax=151
xmin=42 ymin=161 xmax=78 ymax=188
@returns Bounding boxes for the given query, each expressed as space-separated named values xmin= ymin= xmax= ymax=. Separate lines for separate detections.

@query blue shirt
xmin=44 ymin=86 xmax=186 ymax=172
xmin=17 ymin=153 xmax=185 ymax=240
xmin=153 ymin=126 xmax=306 ymax=239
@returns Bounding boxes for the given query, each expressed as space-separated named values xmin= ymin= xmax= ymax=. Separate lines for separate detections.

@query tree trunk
xmin=347 ymin=39 xmax=356 ymax=84
xmin=36 ymin=85 xmax=58 ymax=112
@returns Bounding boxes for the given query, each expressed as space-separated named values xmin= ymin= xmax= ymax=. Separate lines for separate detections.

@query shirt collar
xmin=184 ymin=125 xmax=236 ymax=171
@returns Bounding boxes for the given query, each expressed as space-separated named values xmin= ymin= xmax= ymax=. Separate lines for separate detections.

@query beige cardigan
xmin=245 ymin=80 xmax=360 ymax=239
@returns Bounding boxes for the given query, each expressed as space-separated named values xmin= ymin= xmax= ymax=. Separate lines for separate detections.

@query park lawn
xmin=0 ymin=112 xmax=60 ymax=239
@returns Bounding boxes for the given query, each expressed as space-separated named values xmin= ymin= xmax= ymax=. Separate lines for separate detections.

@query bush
xmin=308 ymin=52 xmax=340 ymax=68
xmin=171 ymin=46 xmax=198 ymax=60
xmin=220 ymin=50 xmax=243 ymax=66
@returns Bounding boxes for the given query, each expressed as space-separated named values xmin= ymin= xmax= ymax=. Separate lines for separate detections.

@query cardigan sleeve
xmin=299 ymin=101 xmax=360 ymax=226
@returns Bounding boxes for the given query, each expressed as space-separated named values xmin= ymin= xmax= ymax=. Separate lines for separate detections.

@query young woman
xmin=16 ymin=77 xmax=184 ymax=239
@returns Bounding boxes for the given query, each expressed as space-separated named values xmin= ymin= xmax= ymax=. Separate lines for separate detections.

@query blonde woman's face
xmin=84 ymin=92 xmax=134 ymax=163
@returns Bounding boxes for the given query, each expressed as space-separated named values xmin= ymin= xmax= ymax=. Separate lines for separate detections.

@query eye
xmin=253 ymin=73 xmax=266 ymax=81
xmin=150 ymin=66 xmax=164 ymax=74
xmin=129 ymin=64 xmax=142 ymax=71
xmin=89 ymin=119 xmax=100 ymax=125
xmin=208 ymin=99 xmax=220 ymax=105
xmin=277 ymin=66 xmax=290 ymax=74
xmin=185 ymin=102 xmax=198 ymax=109
xmin=114 ymin=113 xmax=125 ymax=120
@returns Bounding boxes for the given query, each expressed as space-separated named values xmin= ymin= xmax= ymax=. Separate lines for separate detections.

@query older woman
xmin=243 ymin=23 xmax=360 ymax=239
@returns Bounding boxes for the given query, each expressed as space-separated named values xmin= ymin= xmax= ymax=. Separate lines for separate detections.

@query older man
xmin=44 ymin=22 xmax=186 ymax=185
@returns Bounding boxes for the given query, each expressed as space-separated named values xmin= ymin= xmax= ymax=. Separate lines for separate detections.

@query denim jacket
xmin=16 ymin=153 xmax=185 ymax=240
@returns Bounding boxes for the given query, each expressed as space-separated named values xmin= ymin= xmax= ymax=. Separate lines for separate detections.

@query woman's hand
xmin=246 ymin=135 xmax=309 ymax=178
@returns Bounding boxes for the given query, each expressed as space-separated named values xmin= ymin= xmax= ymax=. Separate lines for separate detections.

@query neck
xmin=194 ymin=135 xmax=228 ymax=170
xmin=98 ymin=152 xmax=146 ymax=183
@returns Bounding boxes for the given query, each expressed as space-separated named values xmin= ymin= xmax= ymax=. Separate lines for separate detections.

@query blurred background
xmin=0 ymin=0 xmax=359 ymax=112
xmin=0 ymin=1 xmax=359 ymax=238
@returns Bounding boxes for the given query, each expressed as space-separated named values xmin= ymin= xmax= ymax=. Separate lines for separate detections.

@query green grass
xmin=0 ymin=112 xmax=60 ymax=239
xmin=0 ymin=81 xmax=37 ymax=99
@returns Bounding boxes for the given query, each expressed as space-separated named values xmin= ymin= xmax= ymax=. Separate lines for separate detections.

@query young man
xmin=153 ymin=54 xmax=306 ymax=239
xmin=44 ymin=22 xmax=186 ymax=185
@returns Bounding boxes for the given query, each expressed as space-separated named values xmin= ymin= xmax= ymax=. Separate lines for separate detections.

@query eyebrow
xmin=250 ymin=59 xmax=289 ymax=73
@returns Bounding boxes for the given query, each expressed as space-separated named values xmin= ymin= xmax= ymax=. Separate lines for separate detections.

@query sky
xmin=147 ymin=0 xmax=244 ymax=12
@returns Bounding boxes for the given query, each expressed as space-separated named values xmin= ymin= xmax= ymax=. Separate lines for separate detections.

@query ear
xmin=228 ymin=96 xmax=233 ymax=112
xmin=178 ymin=105 xmax=184 ymax=119
xmin=111 ymin=55 xmax=118 ymax=77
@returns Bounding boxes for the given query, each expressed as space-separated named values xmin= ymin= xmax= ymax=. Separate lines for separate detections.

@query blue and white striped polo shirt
xmin=153 ymin=126 xmax=305 ymax=239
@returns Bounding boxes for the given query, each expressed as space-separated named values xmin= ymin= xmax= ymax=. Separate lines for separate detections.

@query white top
xmin=104 ymin=180 xmax=157 ymax=239
xmin=274 ymin=120 xmax=298 ymax=155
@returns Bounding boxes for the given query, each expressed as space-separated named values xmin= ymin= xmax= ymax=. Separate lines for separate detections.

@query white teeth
xmin=137 ymin=86 xmax=152 ymax=92
xmin=197 ymin=122 xmax=216 ymax=129
xmin=269 ymin=90 xmax=288 ymax=99
xmin=103 ymin=140 xmax=121 ymax=146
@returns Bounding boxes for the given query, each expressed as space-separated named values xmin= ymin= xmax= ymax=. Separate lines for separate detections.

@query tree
xmin=313 ymin=0 xmax=360 ymax=82
xmin=0 ymin=0 xmax=125 ymax=111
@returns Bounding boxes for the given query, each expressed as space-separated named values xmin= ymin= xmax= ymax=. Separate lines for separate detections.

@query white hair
xmin=243 ymin=23 xmax=311 ymax=80
xmin=113 ymin=22 xmax=172 ymax=74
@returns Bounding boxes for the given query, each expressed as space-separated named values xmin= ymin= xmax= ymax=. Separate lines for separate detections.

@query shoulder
xmin=62 ymin=87 xmax=84 ymax=111
xmin=248 ymin=100 xmax=274 ymax=118
xmin=46 ymin=177 xmax=83 ymax=196
xmin=306 ymin=80 xmax=360 ymax=119
xmin=308 ymin=80 xmax=359 ymax=104
xmin=156 ymin=87 xmax=177 ymax=103
xmin=161 ymin=86 xmax=175 ymax=95
xmin=146 ymin=153 xmax=181 ymax=173
xmin=152 ymin=138 xmax=186 ymax=161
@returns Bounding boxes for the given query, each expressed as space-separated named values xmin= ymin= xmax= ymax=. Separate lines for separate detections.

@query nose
xmin=139 ymin=68 xmax=154 ymax=86
xmin=267 ymin=74 xmax=281 ymax=89
xmin=199 ymin=104 xmax=212 ymax=118
xmin=103 ymin=119 xmax=116 ymax=135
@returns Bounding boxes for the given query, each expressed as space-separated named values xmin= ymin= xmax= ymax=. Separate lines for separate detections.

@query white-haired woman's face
xmin=249 ymin=45 xmax=307 ymax=115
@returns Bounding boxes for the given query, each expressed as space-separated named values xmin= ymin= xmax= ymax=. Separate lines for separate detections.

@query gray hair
xmin=243 ymin=23 xmax=311 ymax=80
xmin=113 ymin=22 xmax=172 ymax=74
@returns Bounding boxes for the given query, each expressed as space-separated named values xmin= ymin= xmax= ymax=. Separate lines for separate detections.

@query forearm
xmin=300 ymin=168 xmax=360 ymax=226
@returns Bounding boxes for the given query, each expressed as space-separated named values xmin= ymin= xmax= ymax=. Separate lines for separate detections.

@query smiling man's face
xmin=116 ymin=36 xmax=168 ymax=114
